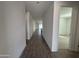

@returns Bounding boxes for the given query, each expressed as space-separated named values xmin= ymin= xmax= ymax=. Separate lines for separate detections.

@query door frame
xmin=58 ymin=6 xmax=73 ymax=50
xmin=53 ymin=2 xmax=79 ymax=51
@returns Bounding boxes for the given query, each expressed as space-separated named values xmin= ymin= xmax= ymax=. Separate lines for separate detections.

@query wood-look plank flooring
xmin=20 ymin=30 xmax=79 ymax=58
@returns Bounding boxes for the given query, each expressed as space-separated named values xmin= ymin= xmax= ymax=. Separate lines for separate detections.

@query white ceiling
xmin=25 ymin=1 xmax=53 ymax=19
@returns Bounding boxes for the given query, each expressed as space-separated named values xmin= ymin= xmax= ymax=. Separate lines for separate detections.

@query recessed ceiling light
xmin=36 ymin=1 xmax=40 ymax=4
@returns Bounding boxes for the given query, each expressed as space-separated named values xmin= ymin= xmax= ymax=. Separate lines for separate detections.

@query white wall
xmin=0 ymin=2 xmax=9 ymax=57
xmin=30 ymin=15 xmax=35 ymax=37
xmin=32 ymin=20 xmax=36 ymax=32
xmin=43 ymin=2 xmax=74 ymax=52
xmin=52 ymin=2 xmax=60 ymax=52
xmin=25 ymin=12 xmax=30 ymax=39
xmin=42 ymin=3 xmax=54 ymax=51
xmin=4 ymin=2 xmax=26 ymax=57
xmin=25 ymin=11 xmax=35 ymax=40
xmin=43 ymin=2 xmax=61 ymax=52
xmin=75 ymin=9 xmax=79 ymax=51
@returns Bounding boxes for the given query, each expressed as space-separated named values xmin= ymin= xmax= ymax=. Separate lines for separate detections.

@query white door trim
xmin=53 ymin=2 xmax=79 ymax=51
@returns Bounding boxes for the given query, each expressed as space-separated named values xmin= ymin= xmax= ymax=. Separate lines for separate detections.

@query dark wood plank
xmin=20 ymin=30 xmax=79 ymax=58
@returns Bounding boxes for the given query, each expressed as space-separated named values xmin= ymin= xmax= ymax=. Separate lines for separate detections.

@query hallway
xmin=21 ymin=30 xmax=52 ymax=57
xmin=21 ymin=30 xmax=79 ymax=58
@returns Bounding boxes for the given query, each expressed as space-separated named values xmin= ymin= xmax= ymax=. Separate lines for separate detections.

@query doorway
xmin=58 ymin=7 xmax=73 ymax=49
xmin=38 ymin=20 xmax=43 ymax=34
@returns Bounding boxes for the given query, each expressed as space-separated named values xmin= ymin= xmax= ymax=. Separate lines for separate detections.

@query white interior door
xmin=52 ymin=2 xmax=79 ymax=52
xmin=58 ymin=7 xmax=72 ymax=49
xmin=57 ymin=6 xmax=79 ymax=51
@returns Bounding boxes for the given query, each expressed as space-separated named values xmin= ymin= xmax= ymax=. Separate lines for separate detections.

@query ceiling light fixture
xmin=36 ymin=1 xmax=40 ymax=4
